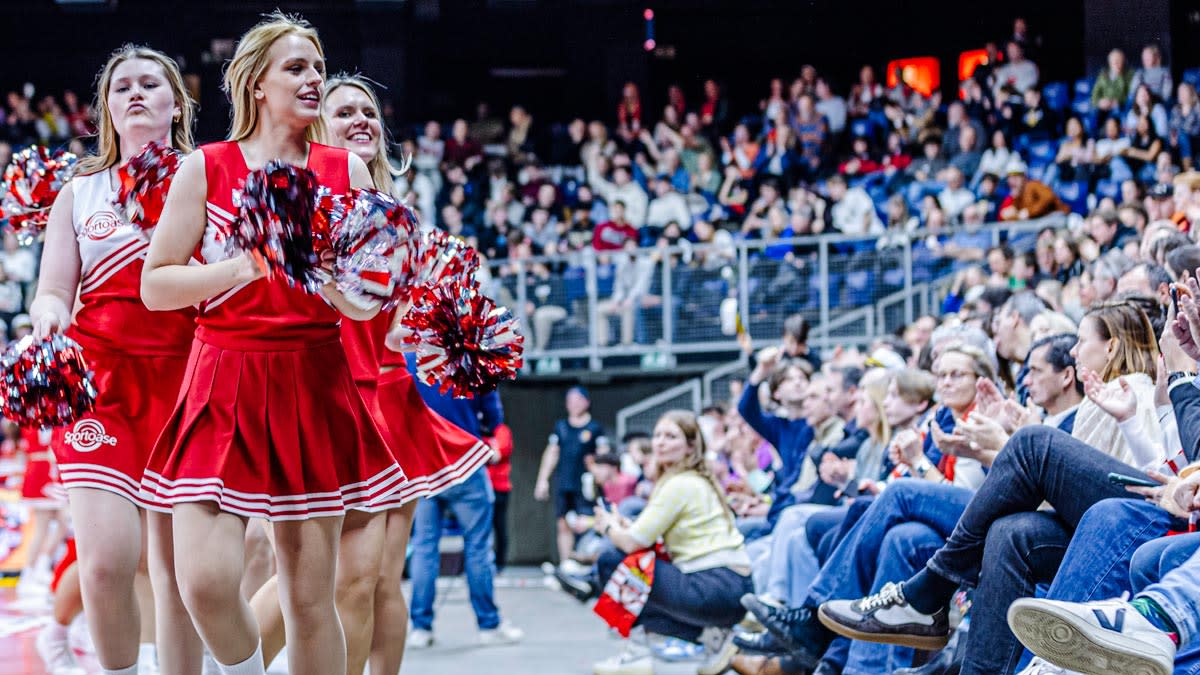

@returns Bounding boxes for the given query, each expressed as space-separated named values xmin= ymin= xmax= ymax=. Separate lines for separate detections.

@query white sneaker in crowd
xmin=1008 ymin=597 xmax=1176 ymax=675
xmin=36 ymin=623 xmax=86 ymax=675
xmin=558 ymin=559 xmax=591 ymax=577
xmin=697 ymin=627 xmax=738 ymax=675
xmin=1015 ymin=656 xmax=1080 ymax=674
xmin=407 ymin=628 xmax=434 ymax=649
xmin=479 ymin=621 xmax=524 ymax=646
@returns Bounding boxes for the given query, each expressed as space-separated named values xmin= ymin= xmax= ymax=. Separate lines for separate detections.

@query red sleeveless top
xmin=195 ymin=141 xmax=350 ymax=349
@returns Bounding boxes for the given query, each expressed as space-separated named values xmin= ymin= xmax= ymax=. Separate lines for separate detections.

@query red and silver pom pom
xmin=227 ymin=161 xmax=322 ymax=292
xmin=1 ymin=146 xmax=78 ymax=245
xmin=115 ymin=141 xmax=181 ymax=235
xmin=318 ymin=188 xmax=418 ymax=310
xmin=0 ymin=334 xmax=97 ymax=428
xmin=401 ymin=283 xmax=524 ymax=398
xmin=395 ymin=227 xmax=482 ymax=302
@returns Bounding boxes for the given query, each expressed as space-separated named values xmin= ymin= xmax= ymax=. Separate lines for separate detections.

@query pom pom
xmin=323 ymin=188 xmax=416 ymax=311
xmin=226 ymin=161 xmax=322 ymax=292
xmin=401 ymin=283 xmax=524 ymax=398
xmin=1 ymin=146 xmax=78 ymax=245
xmin=0 ymin=334 xmax=97 ymax=428
xmin=394 ymin=227 xmax=481 ymax=303
xmin=114 ymin=141 xmax=182 ymax=235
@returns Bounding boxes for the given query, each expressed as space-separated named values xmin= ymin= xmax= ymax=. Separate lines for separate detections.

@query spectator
xmin=700 ymin=79 xmax=729 ymax=136
xmin=999 ymin=160 xmax=1070 ymax=221
xmin=906 ymin=137 xmax=947 ymax=182
xmin=826 ymin=174 xmax=883 ymax=235
xmin=1125 ymin=84 xmax=1170 ymax=139
xmin=720 ymin=123 xmax=761 ymax=181
xmin=485 ymin=423 xmax=514 ymax=572
xmin=444 ymin=118 xmax=484 ymax=171
xmin=1170 ymin=82 xmax=1200 ymax=169
xmin=939 ymin=167 xmax=975 ymax=221
xmin=1054 ymin=116 xmax=1095 ymax=183
xmin=942 ymin=101 xmax=984 ymax=156
xmin=1092 ymin=48 xmax=1133 ymax=119
xmin=1124 ymin=113 xmax=1164 ymax=179
xmin=754 ymin=124 xmax=803 ymax=184
xmin=814 ymin=78 xmax=847 ymax=136
xmin=616 ymin=81 xmax=642 ymax=143
xmin=848 ymin=65 xmax=884 ymax=118
xmin=415 ymin=120 xmax=444 ymax=174
xmin=587 ymin=158 xmax=648 ymax=228
xmin=976 ymin=129 xmax=1013 ymax=180
xmin=992 ymin=40 xmax=1040 ymax=101
xmin=507 ymin=104 xmax=535 ymax=164
xmin=790 ymin=94 xmax=828 ymax=180
xmin=1087 ymin=208 xmax=1138 ymax=254
xmin=644 ymin=174 xmax=692 ymax=235
xmin=592 ymin=200 xmax=638 ymax=251
xmin=947 ymin=124 xmax=982 ymax=179
xmin=590 ymin=410 xmax=750 ymax=675
xmin=596 ymin=239 xmax=656 ymax=346
xmin=1130 ymin=44 xmax=1173 ymax=104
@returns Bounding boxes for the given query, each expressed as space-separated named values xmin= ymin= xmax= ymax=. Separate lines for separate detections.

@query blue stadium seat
xmin=1056 ymin=181 xmax=1089 ymax=214
xmin=1184 ymin=68 xmax=1200 ymax=89
xmin=1095 ymin=178 xmax=1121 ymax=201
xmin=850 ymin=118 xmax=871 ymax=139
xmin=905 ymin=180 xmax=943 ymax=210
xmin=1074 ymin=78 xmax=1093 ymax=99
xmin=1070 ymin=98 xmax=1091 ymax=117
xmin=1043 ymin=82 xmax=1069 ymax=112
xmin=1025 ymin=140 xmax=1057 ymax=168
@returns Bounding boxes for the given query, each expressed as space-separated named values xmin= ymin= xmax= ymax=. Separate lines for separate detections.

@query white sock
xmin=139 ymin=642 xmax=157 ymax=665
xmin=217 ymin=642 xmax=265 ymax=675
xmin=101 ymin=666 xmax=138 ymax=675
xmin=45 ymin=621 xmax=69 ymax=640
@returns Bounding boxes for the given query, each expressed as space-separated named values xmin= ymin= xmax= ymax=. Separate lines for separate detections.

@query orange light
xmin=885 ymin=56 xmax=940 ymax=97
xmin=958 ymin=49 xmax=990 ymax=82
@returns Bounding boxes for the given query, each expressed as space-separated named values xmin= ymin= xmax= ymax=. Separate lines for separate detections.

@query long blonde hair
xmin=858 ymin=368 xmax=892 ymax=445
xmin=224 ymin=12 xmax=326 ymax=143
xmin=323 ymin=74 xmax=410 ymax=194
xmin=77 ymin=45 xmax=195 ymax=176
xmin=654 ymin=410 xmax=736 ymax=529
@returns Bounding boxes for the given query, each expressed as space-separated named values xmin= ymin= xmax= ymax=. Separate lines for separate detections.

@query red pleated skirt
xmin=53 ymin=351 xmax=188 ymax=508
xmin=367 ymin=367 xmax=492 ymax=508
xmin=140 ymin=337 xmax=408 ymax=521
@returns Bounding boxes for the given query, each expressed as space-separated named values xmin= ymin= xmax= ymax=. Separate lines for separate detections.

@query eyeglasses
xmin=935 ymin=370 xmax=977 ymax=382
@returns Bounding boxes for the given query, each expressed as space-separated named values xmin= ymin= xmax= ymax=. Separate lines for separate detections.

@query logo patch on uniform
xmin=82 ymin=211 xmax=120 ymax=240
xmin=64 ymin=419 xmax=118 ymax=453
xmin=580 ymin=430 xmax=592 ymax=443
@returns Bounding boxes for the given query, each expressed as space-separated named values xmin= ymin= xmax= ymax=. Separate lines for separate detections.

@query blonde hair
xmin=224 ymin=12 xmax=326 ymax=143
xmin=858 ymin=368 xmax=892 ymax=445
xmin=1085 ymin=300 xmax=1160 ymax=382
xmin=77 ymin=45 xmax=195 ymax=176
xmin=653 ymin=410 xmax=736 ymax=529
xmin=323 ymin=74 xmax=411 ymax=194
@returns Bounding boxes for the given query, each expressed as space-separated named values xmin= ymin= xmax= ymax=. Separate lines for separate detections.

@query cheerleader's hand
xmin=30 ymin=296 xmax=71 ymax=339
xmin=384 ymin=324 xmax=420 ymax=353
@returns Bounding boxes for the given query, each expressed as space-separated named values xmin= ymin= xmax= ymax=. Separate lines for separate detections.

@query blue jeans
xmin=927 ymin=426 xmax=1147 ymax=589
xmin=409 ymin=469 xmax=500 ymax=631
xmin=763 ymin=504 xmax=828 ymax=603
xmin=1127 ymin=533 xmax=1200 ymax=675
xmin=806 ymin=480 xmax=972 ymax=608
xmin=596 ymin=545 xmax=753 ymax=642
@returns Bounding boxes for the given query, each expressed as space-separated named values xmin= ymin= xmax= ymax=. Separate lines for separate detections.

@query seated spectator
xmin=1092 ymin=48 xmax=1133 ymax=121
xmin=590 ymin=410 xmax=751 ymax=675
xmin=1095 ymin=116 xmax=1133 ymax=180
xmin=1131 ymin=43 xmax=1173 ymax=103
xmin=814 ymin=78 xmax=847 ymax=136
xmin=1080 ymin=250 xmax=1134 ymax=309
xmin=1013 ymin=87 xmax=1056 ymax=141
xmin=719 ymin=124 xmax=760 ymax=181
xmin=588 ymin=156 xmax=649 ymax=229
xmin=596 ymin=239 xmax=655 ymax=346
xmin=998 ymin=160 xmax=1070 ymax=221
xmin=593 ymin=200 xmax=639 ymax=251
xmin=942 ymin=101 xmax=984 ymax=156
xmin=1125 ymin=83 xmax=1170 ymax=139
xmin=1054 ymin=116 xmax=1095 ymax=183
xmin=1088 ymin=207 xmax=1139 ymax=254
xmin=848 ymin=64 xmax=884 ymax=118
xmin=1124 ymin=113 xmax=1164 ymax=179
xmin=644 ymin=174 xmax=692 ymax=237
xmin=1170 ymin=82 xmax=1200 ymax=169
xmin=946 ymin=124 xmax=982 ymax=180
xmin=838 ymin=136 xmax=881 ymax=177
xmin=502 ymin=231 xmax=567 ymax=351
xmin=826 ymin=174 xmax=883 ymax=235
xmin=939 ymin=167 xmax=975 ymax=222
xmin=754 ymin=123 xmax=803 ymax=184
xmin=790 ymin=94 xmax=828 ymax=181
xmin=992 ymin=40 xmax=1040 ymax=101
xmin=976 ymin=129 xmax=1013 ymax=181
xmin=444 ymin=118 xmax=484 ymax=171
xmin=905 ymin=137 xmax=946 ymax=182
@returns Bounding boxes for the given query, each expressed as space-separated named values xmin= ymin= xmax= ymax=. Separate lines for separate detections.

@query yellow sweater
xmin=629 ymin=471 xmax=750 ymax=573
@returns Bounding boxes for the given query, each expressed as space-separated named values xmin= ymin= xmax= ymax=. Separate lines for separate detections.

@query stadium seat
xmin=1025 ymin=140 xmax=1057 ymax=168
xmin=1184 ymin=67 xmax=1200 ymax=89
xmin=1056 ymin=180 xmax=1089 ymax=214
xmin=1070 ymin=98 xmax=1091 ymax=117
xmin=1095 ymin=178 xmax=1121 ymax=201
xmin=1074 ymin=77 xmax=1093 ymax=99
xmin=850 ymin=118 xmax=871 ymax=139
xmin=1042 ymin=82 xmax=1069 ymax=112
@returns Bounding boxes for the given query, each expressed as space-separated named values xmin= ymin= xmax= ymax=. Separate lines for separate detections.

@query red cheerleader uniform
xmin=140 ymin=142 xmax=406 ymax=520
xmin=340 ymin=311 xmax=491 ymax=508
xmin=52 ymin=169 xmax=195 ymax=507
xmin=21 ymin=428 xmax=65 ymax=506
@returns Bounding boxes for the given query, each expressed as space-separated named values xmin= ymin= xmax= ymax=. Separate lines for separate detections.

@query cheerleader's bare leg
xmin=273 ymin=515 xmax=347 ymax=675
xmin=173 ymin=503 xmax=260 ymax=668
xmin=68 ymin=487 xmax=144 ymax=670
xmin=148 ymin=510 xmax=204 ymax=674
xmin=368 ymin=501 xmax=418 ymax=675
xmin=337 ymin=510 xmax=388 ymax=675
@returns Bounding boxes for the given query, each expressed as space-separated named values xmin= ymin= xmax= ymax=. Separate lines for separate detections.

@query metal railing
xmin=615 ymin=379 xmax=703 ymax=441
xmin=484 ymin=215 xmax=1062 ymax=373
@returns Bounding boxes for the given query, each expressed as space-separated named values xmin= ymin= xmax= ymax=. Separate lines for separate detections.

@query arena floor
xmin=0 ymin=568 xmax=709 ymax=675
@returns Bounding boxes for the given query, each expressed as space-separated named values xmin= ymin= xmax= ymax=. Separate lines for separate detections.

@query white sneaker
xmin=697 ymin=627 xmax=737 ymax=675
xmin=407 ymin=628 xmax=434 ymax=648
xmin=479 ymin=621 xmax=524 ymax=646
xmin=36 ymin=624 xmax=86 ymax=675
xmin=1008 ymin=597 xmax=1176 ymax=675
xmin=1015 ymin=656 xmax=1080 ymax=674
xmin=202 ymin=651 xmax=222 ymax=675
xmin=558 ymin=559 xmax=591 ymax=577
xmin=593 ymin=639 xmax=654 ymax=675
xmin=16 ymin=572 xmax=50 ymax=599
xmin=68 ymin=617 xmax=95 ymax=655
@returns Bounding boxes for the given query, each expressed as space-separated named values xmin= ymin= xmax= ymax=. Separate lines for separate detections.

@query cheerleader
xmin=31 ymin=45 xmax=200 ymax=675
xmin=139 ymin=14 xmax=405 ymax=675
xmin=249 ymin=74 xmax=495 ymax=675
xmin=15 ymin=426 xmax=67 ymax=602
